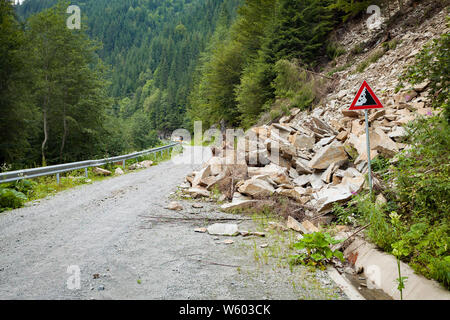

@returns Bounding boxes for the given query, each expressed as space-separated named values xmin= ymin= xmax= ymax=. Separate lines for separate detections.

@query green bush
xmin=0 ymin=187 xmax=27 ymax=211
xmin=289 ymin=232 xmax=344 ymax=269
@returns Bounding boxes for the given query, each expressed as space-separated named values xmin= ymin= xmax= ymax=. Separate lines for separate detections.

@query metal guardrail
xmin=0 ymin=142 xmax=181 ymax=184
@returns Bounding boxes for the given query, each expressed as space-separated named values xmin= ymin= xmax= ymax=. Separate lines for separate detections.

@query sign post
xmin=349 ymin=81 xmax=384 ymax=195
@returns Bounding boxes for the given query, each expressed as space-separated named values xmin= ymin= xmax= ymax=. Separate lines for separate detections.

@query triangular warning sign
xmin=349 ymin=81 xmax=384 ymax=110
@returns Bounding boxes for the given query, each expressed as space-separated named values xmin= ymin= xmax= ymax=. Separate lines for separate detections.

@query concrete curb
xmin=327 ymin=267 xmax=365 ymax=300
xmin=344 ymin=238 xmax=450 ymax=300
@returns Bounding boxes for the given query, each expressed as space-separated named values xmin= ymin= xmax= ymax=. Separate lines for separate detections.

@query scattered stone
xmin=222 ymin=239 xmax=234 ymax=245
xmin=194 ymin=227 xmax=207 ymax=233
xmin=115 ymin=167 xmax=124 ymax=175
xmin=184 ymin=187 xmax=210 ymax=198
xmin=308 ymin=141 xmax=348 ymax=169
xmin=93 ymin=167 xmax=112 ymax=176
xmin=287 ymin=216 xmax=308 ymax=233
xmin=260 ymin=244 xmax=268 ymax=248
xmin=166 ymin=201 xmax=183 ymax=211
xmin=238 ymin=176 xmax=275 ymax=198
xmin=207 ymin=223 xmax=239 ymax=236
xmin=249 ymin=231 xmax=265 ymax=237
xmin=301 ymin=220 xmax=319 ymax=233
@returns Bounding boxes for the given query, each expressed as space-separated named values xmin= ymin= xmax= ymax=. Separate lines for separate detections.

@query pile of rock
xmin=180 ymin=84 xmax=432 ymax=227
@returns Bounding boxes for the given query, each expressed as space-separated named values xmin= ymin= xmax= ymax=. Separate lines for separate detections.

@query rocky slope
xmin=178 ymin=3 xmax=448 ymax=239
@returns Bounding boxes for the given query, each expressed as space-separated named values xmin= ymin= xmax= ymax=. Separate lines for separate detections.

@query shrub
xmin=0 ymin=187 xmax=27 ymax=211
xmin=289 ymin=232 xmax=344 ymax=269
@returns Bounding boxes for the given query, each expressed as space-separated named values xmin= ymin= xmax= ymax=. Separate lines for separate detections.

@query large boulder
xmin=247 ymin=163 xmax=290 ymax=185
xmin=93 ymin=167 xmax=112 ymax=176
xmin=192 ymin=165 xmax=212 ymax=187
xmin=238 ymin=176 xmax=275 ymax=198
xmin=308 ymin=141 xmax=348 ymax=169
xmin=290 ymin=133 xmax=315 ymax=150
xmin=315 ymin=175 xmax=365 ymax=213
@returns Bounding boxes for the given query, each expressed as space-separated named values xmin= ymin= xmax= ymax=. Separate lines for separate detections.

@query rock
xmin=316 ymin=176 xmax=365 ymax=213
xmin=194 ymin=227 xmax=207 ymax=233
xmin=250 ymin=231 xmax=266 ymax=237
xmin=206 ymin=173 xmax=232 ymax=195
xmin=114 ymin=167 xmax=124 ymax=175
xmin=166 ymin=201 xmax=183 ymax=211
xmin=336 ymin=130 xmax=348 ymax=141
xmin=289 ymin=167 xmax=299 ymax=179
xmin=128 ymin=163 xmax=142 ymax=170
xmin=308 ymin=141 xmax=348 ymax=169
xmin=351 ymin=119 xmax=365 ymax=136
xmin=207 ymin=223 xmax=239 ymax=236
xmin=222 ymin=239 xmax=234 ymax=245
xmin=321 ymin=162 xmax=338 ymax=183
xmin=206 ymin=157 xmax=224 ymax=175
xmin=316 ymin=136 xmax=336 ymax=147
xmin=342 ymin=109 xmax=361 ymax=118
xmin=293 ymin=174 xmax=312 ymax=187
xmin=276 ymin=187 xmax=310 ymax=204
xmin=247 ymin=163 xmax=290 ymax=185
xmin=238 ymin=176 xmax=275 ymax=198
xmin=247 ymin=148 xmax=271 ymax=166
xmin=93 ymin=167 xmax=112 ymax=176
xmin=260 ymin=244 xmax=268 ymax=248
xmin=413 ymin=80 xmax=430 ymax=92
xmin=192 ymin=165 xmax=212 ymax=187
xmin=311 ymin=116 xmax=338 ymax=135
xmin=369 ymin=109 xmax=385 ymax=122
xmin=98 ymin=285 xmax=105 ymax=291
xmin=184 ymin=187 xmax=210 ymax=198
xmin=372 ymin=128 xmax=399 ymax=157
xmin=293 ymin=158 xmax=313 ymax=174
xmin=291 ymin=133 xmax=315 ymax=150
xmin=192 ymin=203 xmax=204 ymax=209
xmin=220 ymin=199 xmax=258 ymax=211
xmin=287 ymin=216 xmax=308 ymax=233
xmin=376 ymin=193 xmax=387 ymax=206
xmin=388 ymin=126 xmax=407 ymax=140
xmin=140 ymin=160 xmax=153 ymax=168
xmin=301 ymin=220 xmax=319 ymax=233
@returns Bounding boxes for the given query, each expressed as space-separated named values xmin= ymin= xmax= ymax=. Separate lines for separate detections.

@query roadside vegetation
xmin=331 ymin=30 xmax=450 ymax=288
xmin=0 ymin=143 xmax=178 ymax=213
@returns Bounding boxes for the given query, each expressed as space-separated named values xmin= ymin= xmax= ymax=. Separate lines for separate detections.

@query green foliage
xmin=350 ymin=116 xmax=450 ymax=288
xmin=395 ymin=116 xmax=450 ymax=222
xmin=289 ymin=232 xmax=344 ymax=269
xmin=328 ymin=0 xmax=377 ymax=22
xmin=398 ymin=29 xmax=450 ymax=122
xmin=326 ymin=42 xmax=346 ymax=60
xmin=0 ymin=187 xmax=27 ymax=212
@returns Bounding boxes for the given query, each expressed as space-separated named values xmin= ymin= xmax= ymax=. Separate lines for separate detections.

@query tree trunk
xmin=41 ymin=104 xmax=48 ymax=166
xmin=59 ymin=96 xmax=68 ymax=163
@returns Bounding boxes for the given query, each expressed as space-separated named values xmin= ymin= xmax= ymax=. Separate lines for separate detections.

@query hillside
xmin=178 ymin=0 xmax=449 ymax=292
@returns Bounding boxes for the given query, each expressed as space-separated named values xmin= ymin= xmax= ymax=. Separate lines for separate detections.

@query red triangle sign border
xmin=349 ymin=80 xmax=384 ymax=110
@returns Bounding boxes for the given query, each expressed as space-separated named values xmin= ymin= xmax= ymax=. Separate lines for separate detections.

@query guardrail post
xmin=56 ymin=173 xmax=60 ymax=184
xmin=85 ymin=168 xmax=88 ymax=178
xmin=122 ymin=159 xmax=125 ymax=169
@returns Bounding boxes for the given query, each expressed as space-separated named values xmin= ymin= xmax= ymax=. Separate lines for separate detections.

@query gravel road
xmin=0 ymin=146 xmax=347 ymax=300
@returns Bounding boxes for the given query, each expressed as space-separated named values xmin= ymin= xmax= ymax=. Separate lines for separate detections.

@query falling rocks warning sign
xmin=349 ymin=80 xmax=384 ymax=110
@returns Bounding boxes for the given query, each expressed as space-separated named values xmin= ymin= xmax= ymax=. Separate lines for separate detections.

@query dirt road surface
xmin=0 ymin=146 xmax=347 ymax=300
